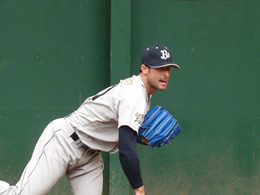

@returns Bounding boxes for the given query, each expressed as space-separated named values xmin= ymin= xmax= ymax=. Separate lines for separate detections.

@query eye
xmin=160 ymin=67 xmax=171 ymax=71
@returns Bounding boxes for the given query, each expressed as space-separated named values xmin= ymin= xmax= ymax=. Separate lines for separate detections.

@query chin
xmin=158 ymin=87 xmax=167 ymax=91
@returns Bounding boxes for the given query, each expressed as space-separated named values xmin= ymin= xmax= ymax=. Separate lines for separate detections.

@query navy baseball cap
xmin=141 ymin=45 xmax=180 ymax=69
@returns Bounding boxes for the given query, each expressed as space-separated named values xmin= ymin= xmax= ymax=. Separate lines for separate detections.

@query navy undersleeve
xmin=119 ymin=126 xmax=143 ymax=189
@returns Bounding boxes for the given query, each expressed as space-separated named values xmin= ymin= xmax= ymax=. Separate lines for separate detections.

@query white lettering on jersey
xmin=160 ymin=50 xmax=170 ymax=60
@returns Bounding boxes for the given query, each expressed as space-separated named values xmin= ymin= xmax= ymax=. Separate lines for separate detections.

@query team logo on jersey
xmin=160 ymin=50 xmax=170 ymax=60
xmin=121 ymin=78 xmax=133 ymax=85
xmin=135 ymin=112 xmax=144 ymax=125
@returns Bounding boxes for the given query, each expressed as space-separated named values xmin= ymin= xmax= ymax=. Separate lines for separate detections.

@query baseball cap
xmin=141 ymin=45 xmax=180 ymax=69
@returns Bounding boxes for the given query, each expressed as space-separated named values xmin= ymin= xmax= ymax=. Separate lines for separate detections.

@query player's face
xmin=146 ymin=66 xmax=171 ymax=94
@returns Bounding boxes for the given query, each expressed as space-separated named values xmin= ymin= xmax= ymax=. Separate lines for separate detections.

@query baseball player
xmin=0 ymin=44 xmax=180 ymax=195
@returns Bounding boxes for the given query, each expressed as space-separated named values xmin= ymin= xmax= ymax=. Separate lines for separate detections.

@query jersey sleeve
xmin=117 ymin=87 xmax=147 ymax=132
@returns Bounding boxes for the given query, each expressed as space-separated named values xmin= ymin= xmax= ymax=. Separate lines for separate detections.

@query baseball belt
xmin=70 ymin=132 xmax=101 ymax=154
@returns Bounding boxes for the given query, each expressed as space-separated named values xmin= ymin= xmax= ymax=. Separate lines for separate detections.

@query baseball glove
xmin=137 ymin=106 xmax=181 ymax=147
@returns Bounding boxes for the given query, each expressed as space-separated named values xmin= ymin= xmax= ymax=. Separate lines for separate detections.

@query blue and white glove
xmin=137 ymin=106 xmax=182 ymax=148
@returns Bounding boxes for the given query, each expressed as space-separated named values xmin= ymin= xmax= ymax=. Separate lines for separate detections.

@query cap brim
xmin=150 ymin=63 xmax=180 ymax=69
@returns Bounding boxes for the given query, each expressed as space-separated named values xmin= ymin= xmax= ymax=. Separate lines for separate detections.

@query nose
xmin=164 ymin=69 xmax=171 ymax=77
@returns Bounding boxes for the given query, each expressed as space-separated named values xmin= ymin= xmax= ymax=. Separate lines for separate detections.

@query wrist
xmin=134 ymin=185 xmax=145 ymax=195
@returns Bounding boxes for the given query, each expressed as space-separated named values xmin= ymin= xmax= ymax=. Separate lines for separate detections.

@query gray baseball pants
xmin=0 ymin=118 xmax=103 ymax=195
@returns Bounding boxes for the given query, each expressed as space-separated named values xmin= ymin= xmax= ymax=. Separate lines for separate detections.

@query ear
xmin=140 ymin=64 xmax=149 ymax=74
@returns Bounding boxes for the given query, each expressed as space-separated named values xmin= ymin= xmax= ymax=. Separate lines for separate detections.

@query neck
xmin=140 ymin=73 xmax=156 ymax=96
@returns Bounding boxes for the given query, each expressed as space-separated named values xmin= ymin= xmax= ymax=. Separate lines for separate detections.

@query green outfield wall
xmin=0 ymin=1 xmax=259 ymax=195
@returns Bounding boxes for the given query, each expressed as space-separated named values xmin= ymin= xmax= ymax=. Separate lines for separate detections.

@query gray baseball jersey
xmin=66 ymin=75 xmax=151 ymax=152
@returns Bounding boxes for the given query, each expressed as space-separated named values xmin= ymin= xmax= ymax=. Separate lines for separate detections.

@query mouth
xmin=159 ymin=80 xmax=168 ymax=85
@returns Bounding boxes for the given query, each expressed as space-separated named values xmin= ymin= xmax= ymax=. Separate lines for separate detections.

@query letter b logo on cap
xmin=160 ymin=50 xmax=170 ymax=60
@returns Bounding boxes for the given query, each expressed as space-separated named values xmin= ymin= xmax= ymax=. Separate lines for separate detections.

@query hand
xmin=134 ymin=185 xmax=145 ymax=195
xmin=141 ymin=136 xmax=149 ymax=145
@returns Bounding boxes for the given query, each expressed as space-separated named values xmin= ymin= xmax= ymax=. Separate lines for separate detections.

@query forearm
xmin=119 ymin=149 xmax=143 ymax=189
xmin=119 ymin=126 xmax=144 ymax=189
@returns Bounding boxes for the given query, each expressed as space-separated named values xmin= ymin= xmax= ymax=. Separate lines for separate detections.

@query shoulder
xmin=117 ymin=76 xmax=145 ymax=97
xmin=119 ymin=75 xmax=144 ymax=91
